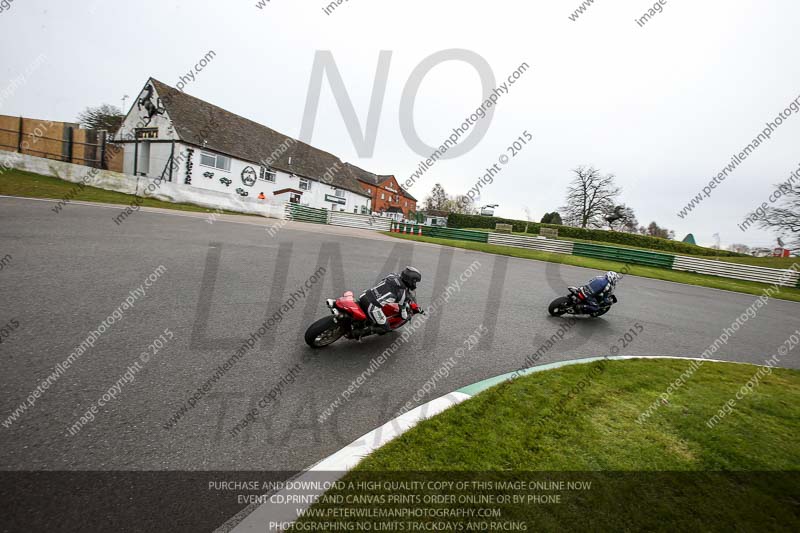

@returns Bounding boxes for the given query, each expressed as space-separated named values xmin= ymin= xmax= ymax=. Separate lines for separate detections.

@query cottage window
xmin=260 ymin=167 xmax=277 ymax=182
xmin=381 ymin=192 xmax=385 ymax=200
xmin=200 ymin=151 xmax=231 ymax=171
xmin=299 ymin=178 xmax=311 ymax=191
xmin=335 ymin=189 xmax=346 ymax=198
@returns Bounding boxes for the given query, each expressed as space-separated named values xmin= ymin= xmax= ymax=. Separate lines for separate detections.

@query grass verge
xmin=384 ymin=232 xmax=800 ymax=302
xmin=0 ymin=169 xmax=247 ymax=216
xmin=293 ymin=359 xmax=800 ymax=531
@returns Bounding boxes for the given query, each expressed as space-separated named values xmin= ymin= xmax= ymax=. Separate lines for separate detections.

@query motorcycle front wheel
xmin=305 ymin=316 xmax=345 ymax=348
xmin=548 ymin=297 xmax=570 ymax=317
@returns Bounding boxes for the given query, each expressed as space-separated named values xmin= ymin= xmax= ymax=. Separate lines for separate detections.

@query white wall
xmin=184 ymin=144 xmax=370 ymax=213
xmin=0 ymin=149 xmax=284 ymax=219
xmin=117 ymin=80 xmax=371 ymax=211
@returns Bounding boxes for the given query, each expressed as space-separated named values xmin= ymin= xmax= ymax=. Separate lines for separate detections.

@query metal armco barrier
xmin=488 ymin=233 xmax=574 ymax=254
xmin=284 ymin=204 xmax=328 ymax=224
xmin=573 ymin=242 xmax=675 ymax=269
xmin=285 ymin=204 xmax=394 ymax=232
xmin=330 ymin=211 xmax=392 ymax=231
xmin=673 ymin=256 xmax=799 ymax=288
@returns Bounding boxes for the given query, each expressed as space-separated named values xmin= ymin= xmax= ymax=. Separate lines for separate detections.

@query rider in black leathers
xmin=359 ymin=267 xmax=422 ymax=333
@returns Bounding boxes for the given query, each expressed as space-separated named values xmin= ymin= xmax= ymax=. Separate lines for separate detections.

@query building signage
xmin=241 ymin=166 xmax=257 ymax=187
xmin=325 ymin=194 xmax=347 ymax=205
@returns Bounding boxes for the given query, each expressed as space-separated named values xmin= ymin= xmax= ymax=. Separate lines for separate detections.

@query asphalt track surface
xmin=1 ymin=196 xmax=798 ymax=528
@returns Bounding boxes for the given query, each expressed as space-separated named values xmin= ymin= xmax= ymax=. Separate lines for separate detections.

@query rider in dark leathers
xmin=576 ymin=271 xmax=621 ymax=313
xmin=359 ymin=267 xmax=422 ymax=333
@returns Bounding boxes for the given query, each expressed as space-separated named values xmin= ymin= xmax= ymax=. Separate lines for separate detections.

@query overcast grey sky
xmin=1 ymin=0 xmax=798 ymax=248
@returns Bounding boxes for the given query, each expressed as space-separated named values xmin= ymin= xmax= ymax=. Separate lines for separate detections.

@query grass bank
xmin=384 ymin=232 xmax=800 ymax=302
xmin=293 ymin=359 xmax=800 ymax=531
xmin=0 ymin=169 xmax=245 ymax=216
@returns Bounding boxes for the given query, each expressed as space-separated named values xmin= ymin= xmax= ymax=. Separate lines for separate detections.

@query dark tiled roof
xmin=422 ymin=209 xmax=450 ymax=217
xmin=345 ymin=163 xmax=382 ymax=186
xmin=345 ymin=163 xmax=417 ymax=202
xmin=149 ymin=78 xmax=368 ymax=197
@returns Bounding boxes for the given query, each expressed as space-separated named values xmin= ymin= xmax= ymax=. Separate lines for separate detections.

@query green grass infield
xmin=292 ymin=359 xmax=800 ymax=531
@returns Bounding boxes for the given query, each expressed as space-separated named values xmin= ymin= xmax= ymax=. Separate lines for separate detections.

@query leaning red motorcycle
xmin=304 ymin=291 xmax=423 ymax=348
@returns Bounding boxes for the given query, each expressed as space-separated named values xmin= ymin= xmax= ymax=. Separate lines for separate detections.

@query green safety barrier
xmin=573 ymin=242 xmax=675 ymax=269
xmin=428 ymin=227 xmax=489 ymax=243
xmin=287 ymin=204 xmax=328 ymax=224
xmin=390 ymin=223 xmax=488 ymax=242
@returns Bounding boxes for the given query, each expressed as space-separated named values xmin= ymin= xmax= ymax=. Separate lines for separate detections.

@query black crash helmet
xmin=400 ymin=266 xmax=422 ymax=290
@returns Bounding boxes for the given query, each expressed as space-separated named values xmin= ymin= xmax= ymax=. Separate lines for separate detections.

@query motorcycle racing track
xmin=1 ymin=195 xmax=798 ymax=477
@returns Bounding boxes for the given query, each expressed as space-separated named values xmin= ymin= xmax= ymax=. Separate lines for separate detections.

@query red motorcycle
xmin=304 ymin=291 xmax=424 ymax=348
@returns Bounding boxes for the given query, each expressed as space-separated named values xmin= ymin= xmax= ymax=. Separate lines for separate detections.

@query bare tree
xmin=752 ymin=181 xmax=800 ymax=251
xmin=561 ymin=166 xmax=622 ymax=228
xmin=621 ymin=210 xmax=639 ymax=233
xmin=541 ymin=212 xmax=563 ymax=225
xmin=77 ymin=104 xmax=125 ymax=132
xmin=523 ymin=206 xmax=533 ymax=221
xmin=523 ymin=206 xmax=533 ymax=232
xmin=727 ymin=243 xmax=751 ymax=254
xmin=447 ymin=194 xmax=479 ymax=215
xmin=424 ymin=183 xmax=478 ymax=215
xmin=645 ymin=221 xmax=675 ymax=240
xmin=424 ymin=183 xmax=449 ymax=211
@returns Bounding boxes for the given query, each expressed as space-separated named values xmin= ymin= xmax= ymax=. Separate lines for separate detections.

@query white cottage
xmin=115 ymin=78 xmax=372 ymax=213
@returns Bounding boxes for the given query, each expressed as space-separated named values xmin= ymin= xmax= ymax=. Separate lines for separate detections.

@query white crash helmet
xmin=605 ymin=271 xmax=621 ymax=287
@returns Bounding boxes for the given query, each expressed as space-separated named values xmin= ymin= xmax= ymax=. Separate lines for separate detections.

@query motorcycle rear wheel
xmin=305 ymin=316 xmax=344 ymax=348
xmin=548 ymin=297 xmax=570 ymax=317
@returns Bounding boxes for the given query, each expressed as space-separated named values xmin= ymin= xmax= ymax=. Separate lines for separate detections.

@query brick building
xmin=346 ymin=163 xmax=418 ymax=220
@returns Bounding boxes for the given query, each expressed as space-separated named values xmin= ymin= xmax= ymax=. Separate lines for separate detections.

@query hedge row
xmin=446 ymin=213 xmax=745 ymax=258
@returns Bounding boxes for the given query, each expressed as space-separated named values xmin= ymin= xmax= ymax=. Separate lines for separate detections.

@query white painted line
xmin=229 ymin=392 xmax=470 ymax=533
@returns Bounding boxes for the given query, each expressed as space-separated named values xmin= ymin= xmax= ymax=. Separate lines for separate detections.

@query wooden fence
xmin=0 ymin=114 xmax=123 ymax=172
